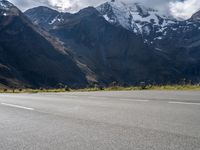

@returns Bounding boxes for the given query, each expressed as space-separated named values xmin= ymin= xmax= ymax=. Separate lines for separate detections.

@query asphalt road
xmin=0 ymin=91 xmax=200 ymax=150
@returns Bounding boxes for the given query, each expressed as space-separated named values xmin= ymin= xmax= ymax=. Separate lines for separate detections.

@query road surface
xmin=0 ymin=91 xmax=200 ymax=150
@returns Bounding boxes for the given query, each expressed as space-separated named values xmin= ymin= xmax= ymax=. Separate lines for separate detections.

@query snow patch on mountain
xmin=97 ymin=0 xmax=176 ymax=36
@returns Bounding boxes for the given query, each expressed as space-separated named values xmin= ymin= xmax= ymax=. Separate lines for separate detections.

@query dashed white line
xmin=168 ymin=101 xmax=200 ymax=106
xmin=1 ymin=103 xmax=35 ymax=110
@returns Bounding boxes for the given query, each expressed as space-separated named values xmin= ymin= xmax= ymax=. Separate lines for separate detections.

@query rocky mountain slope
xmin=97 ymin=1 xmax=200 ymax=84
xmin=97 ymin=1 xmax=200 ymax=50
xmin=0 ymin=0 xmax=87 ymax=88
xmin=25 ymin=3 xmax=200 ymax=86
xmin=0 ymin=0 xmax=199 ymax=88
xmin=25 ymin=0 xmax=200 ymax=84
xmin=190 ymin=10 xmax=200 ymax=21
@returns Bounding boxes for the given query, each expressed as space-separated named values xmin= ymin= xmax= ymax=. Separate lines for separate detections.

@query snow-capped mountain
xmin=25 ymin=4 xmax=200 ymax=85
xmin=96 ymin=0 xmax=200 ymax=49
xmin=97 ymin=0 xmax=176 ymax=36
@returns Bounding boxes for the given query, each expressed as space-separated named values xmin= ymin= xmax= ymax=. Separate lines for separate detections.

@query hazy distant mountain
xmin=0 ymin=0 xmax=87 ymax=88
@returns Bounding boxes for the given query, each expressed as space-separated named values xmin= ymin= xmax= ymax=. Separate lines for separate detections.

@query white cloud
xmin=169 ymin=0 xmax=200 ymax=19
xmin=8 ymin=0 xmax=200 ymax=20
xmin=9 ymin=0 xmax=44 ymax=11
xmin=46 ymin=0 xmax=72 ymax=11
xmin=43 ymin=0 xmax=107 ymax=12
xmin=43 ymin=0 xmax=171 ymax=13
xmin=9 ymin=0 xmax=172 ymax=12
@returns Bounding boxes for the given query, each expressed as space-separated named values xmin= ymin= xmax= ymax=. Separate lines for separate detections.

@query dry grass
xmin=0 ymin=84 xmax=200 ymax=93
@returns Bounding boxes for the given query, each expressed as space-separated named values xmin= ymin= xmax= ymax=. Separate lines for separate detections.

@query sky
xmin=9 ymin=0 xmax=200 ymax=20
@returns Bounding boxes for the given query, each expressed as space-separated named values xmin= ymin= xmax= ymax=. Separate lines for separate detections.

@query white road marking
xmin=168 ymin=101 xmax=200 ymax=106
xmin=120 ymin=99 xmax=149 ymax=102
xmin=1 ymin=103 xmax=34 ymax=110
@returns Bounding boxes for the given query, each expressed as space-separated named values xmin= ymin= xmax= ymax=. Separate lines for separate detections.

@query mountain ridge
xmin=97 ymin=0 xmax=176 ymax=35
xmin=24 ymin=4 xmax=200 ymax=85
xmin=0 ymin=0 xmax=200 ymax=88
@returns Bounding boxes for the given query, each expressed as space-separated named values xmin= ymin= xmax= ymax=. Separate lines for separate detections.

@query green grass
xmin=0 ymin=84 xmax=200 ymax=93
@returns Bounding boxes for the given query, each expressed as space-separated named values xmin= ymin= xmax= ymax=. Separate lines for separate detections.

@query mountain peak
xmin=190 ymin=10 xmax=200 ymax=21
xmin=97 ymin=1 xmax=173 ymax=35
xmin=77 ymin=6 xmax=98 ymax=15
xmin=26 ymin=6 xmax=59 ymax=14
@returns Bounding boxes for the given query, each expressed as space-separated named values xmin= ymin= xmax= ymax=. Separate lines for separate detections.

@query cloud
xmin=39 ymin=0 xmax=107 ymax=12
xmin=8 ymin=0 xmax=200 ymax=20
xmin=9 ymin=0 xmax=45 ymax=11
xmin=169 ymin=0 xmax=200 ymax=19
xmin=43 ymin=0 xmax=172 ymax=13
xmin=9 ymin=0 xmax=107 ymax=12
xmin=9 ymin=0 xmax=172 ymax=12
